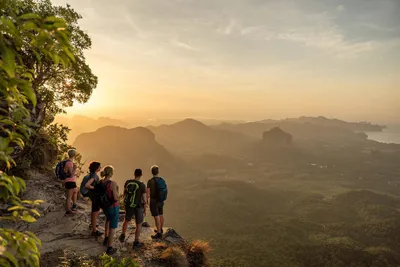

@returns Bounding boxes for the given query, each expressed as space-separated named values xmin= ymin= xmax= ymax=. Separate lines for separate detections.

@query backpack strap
xmin=104 ymin=180 xmax=116 ymax=204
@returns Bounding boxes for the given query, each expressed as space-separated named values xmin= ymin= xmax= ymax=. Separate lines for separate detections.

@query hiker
xmin=80 ymin=161 xmax=103 ymax=237
xmin=119 ymin=169 xmax=147 ymax=249
xmin=147 ymin=165 xmax=168 ymax=239
xmin=98 ymin=166 xmax=119 ymax=255
xmin=64 ymin=149 xmax=78 ymax=215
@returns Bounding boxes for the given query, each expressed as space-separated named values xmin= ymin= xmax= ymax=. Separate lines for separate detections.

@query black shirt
xmin=147 ymin=177 xmax=160 ymax=200
xmin=124 ymin=179 xmax=146 ymax=208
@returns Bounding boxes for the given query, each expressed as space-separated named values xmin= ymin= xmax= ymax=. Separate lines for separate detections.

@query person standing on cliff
xmin=64 ymin=149 xmax=78 ymax=215
xmin=147 ymin=165 xmax=168 ymax=239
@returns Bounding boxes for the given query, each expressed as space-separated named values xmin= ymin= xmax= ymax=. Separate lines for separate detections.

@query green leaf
xmin=18 ymin=83 xmax=37 ymax=106
xmin=33 ymin=200 xmax=44 ymax=205
xmin=2 ymin=251 xmax=17 ymax=267
xmin=0 ymin=137 xmax=10 ymax=151
xmin=21 ymin=214 xmax=36 ymax=223
xmin=30 ymin=209 xmax=40 ymax=217
xmin=19 ymin=13 xmax=41 ymax=20
xmin=7 ymin=206 xmax=25 ymax=212
xmin=1 ymin=47 xmax=16 ymax=78
xmin=0 ymin=18 xmax=16 ymax=35
xmin=22 ymin=21 xmax=38 ymax=31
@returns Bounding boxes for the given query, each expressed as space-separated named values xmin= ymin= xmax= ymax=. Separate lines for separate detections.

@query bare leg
xmin=72 ymin=188 xmax=78 ymax=205
xmin=105 ymin=220 xmax=110 ymax=237
xmin=154 ymin=216 xmax=161 ymax=233
xmin=160 ymin=215 xmax=164 ymax=232
xmin=108 ymin=228 xmax=116 ymax=247
xmin=121 ymin=219 xmax=129 ymax=235
xmin=66 ymin=189 xmax=72 ymax=211
xmin=135 ymin=223 xmax=142 ymax=242
xmin=91 ymin=211 xmax=98 ymax=232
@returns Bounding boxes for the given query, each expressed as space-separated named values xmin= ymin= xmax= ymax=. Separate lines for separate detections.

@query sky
xmin=53 ymin=0 xmax=400 ymax=124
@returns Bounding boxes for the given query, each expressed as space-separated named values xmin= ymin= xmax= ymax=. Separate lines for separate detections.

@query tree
xmin=2 ymin=0 xmax=97 ymax=166
xmin=0 ymin=0 xmax=77 ymax=265
xmin=6 ymin=0 xmax=97 ymax=127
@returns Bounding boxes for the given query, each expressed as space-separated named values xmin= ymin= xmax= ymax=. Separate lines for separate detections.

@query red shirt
xmin=105 ymin=180 xmax=119 ymax=208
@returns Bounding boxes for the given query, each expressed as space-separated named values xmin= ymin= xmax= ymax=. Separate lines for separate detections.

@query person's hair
xmin=100 ymin=165 xmax=114 ymax=178
xmin=68 ymin=149 xmax=76 ymax=158
xmin=88 ymin=162 xmax=101 ymax=174
xmin=151 ymin=165 xmax=159 ymax=176
xmin=134 ymin=169 xmax=142 ymax=177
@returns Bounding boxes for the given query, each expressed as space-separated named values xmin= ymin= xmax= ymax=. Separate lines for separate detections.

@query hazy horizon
xmin=52 ymin=0 xmax=399 ymax=124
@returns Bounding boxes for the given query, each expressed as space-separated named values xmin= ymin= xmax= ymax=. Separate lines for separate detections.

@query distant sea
xmin=366 ymin=125 xmax=400 ymax=144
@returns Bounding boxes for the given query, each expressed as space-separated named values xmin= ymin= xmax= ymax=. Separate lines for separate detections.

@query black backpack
xmin=94 ymin=180 xmax=113 ymax=210
xmin=124 ymin=181 xmax=140 ymax=208
xmin=55 ymin=160 xmax=71 ymax=180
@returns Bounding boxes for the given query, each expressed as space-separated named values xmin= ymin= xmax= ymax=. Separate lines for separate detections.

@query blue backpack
xmin=155 ymin=177 xmax=168 ymax=202
xmin=55 ymin=160 xmax=71 ymax=180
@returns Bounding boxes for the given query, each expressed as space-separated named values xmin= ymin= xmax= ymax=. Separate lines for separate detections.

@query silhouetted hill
xmin=55 ymin=115 xmax=128 ymax=143
xmin=283 ymin=116 xmax=386 ymax=132
xmin=262 ymin=127 xmax=293 ymax=146
xmin=73 ymin=126 xmax=182 ymax=184
xmin=215 ymin=120 xmax=370 ymax=145
xmin=255 ymin=116 xmax=386 ymax=132
xmin=148 ymin=118 xmax=252 ymax=157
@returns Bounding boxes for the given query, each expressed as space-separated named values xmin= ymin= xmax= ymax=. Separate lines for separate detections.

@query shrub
xmin=159 ymin=247 xmax=189 ymax=267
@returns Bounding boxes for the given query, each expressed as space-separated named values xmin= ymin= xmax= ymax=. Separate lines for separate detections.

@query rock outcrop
xmin=18 ymin=170 xmax=208 ymax=267
xmin=262 ymin=127 xmax=293 ymax=146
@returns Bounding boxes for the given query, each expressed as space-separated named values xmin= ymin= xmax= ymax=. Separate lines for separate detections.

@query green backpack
xmin=124 ymin=181 xmax=140 ymax=208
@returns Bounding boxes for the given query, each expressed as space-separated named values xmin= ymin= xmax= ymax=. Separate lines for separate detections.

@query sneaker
xmin=91 ymin=230 xmax=104 ymax=237
xmin=151 ymin=233 xmax=162 ymax=240
xmin=89 ymin=224 xmax=99 ymax=229
xmin=103 ymin=236 xmax=109 ymax=246
xmin=106 ymin=247 xmax=117 ymax=255
xmin=65 ymin=210 xmax=76 ymax=216
xmin=133 ymin=241 xmax=144 ymax=249
xmin=119 ymin=233 xmax=126 ymax=242
xmin=154 ymin=229 xmax=164 ymax=234
xmin=71 ymin=204 xmax=77 ymax=211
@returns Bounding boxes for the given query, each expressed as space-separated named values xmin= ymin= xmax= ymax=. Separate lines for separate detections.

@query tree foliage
xmin=4 ymin=0 xmax=97 ymax=127
xmin=0 ymin=0 xmax=77 ymax=265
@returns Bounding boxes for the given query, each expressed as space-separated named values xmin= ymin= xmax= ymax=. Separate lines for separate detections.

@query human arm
xmin=111 ymin=182 xmax=119 ymax=202
xmin=146 ymin=179 xmax=151 ymax=203
xmin=84 ymin=178 xmax=95 ymax=190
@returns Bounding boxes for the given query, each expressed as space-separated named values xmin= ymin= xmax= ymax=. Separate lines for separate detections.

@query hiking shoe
xmin=154 ymin=229 xmax=164 ymax=234
xmin=119 ymin=233 xmax=126 ymax=242
xmin=89 ymin=224 xmax=100 ymax=229
xmin=91 ymin=230 xmax=104 ymax=237
xmin=106 ymin=247 xmax=117 ymax=255
xmin=65 ymin=210 xmax=76 ymax=216
xmin=151 ymin=233 xmax=162 ymax=240
xmin=133 ymin=241 xmax=144 ymax=249
xmin=71 ymin=204 xmax=77 ymax=211
xmin=103 ymin=236 xmax=109 ymax=246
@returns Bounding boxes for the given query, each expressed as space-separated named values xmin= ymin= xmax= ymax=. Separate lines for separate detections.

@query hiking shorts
xmin=125 ymin=207 xmax=144 ymax=224
xmin=105 ymin=206 xmax=120 ymax=229
xmin=150 ymin=199 xmax=164 ymax=217
xmin=65 ymin=182 xmax=77 ymax=189
xmin=87 ymin=192 xmax=100 ymax=213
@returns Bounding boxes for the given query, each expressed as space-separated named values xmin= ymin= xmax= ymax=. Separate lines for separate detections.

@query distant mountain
xmin=73 ymin=126 xmax=181 ymax=184
xmin=260 ymin=116 xmax=386 ymax=132
xmin=215 ymin=120 xmax=371 ymax=145
xmin=148 ymin=118 xmax=252 ymax=157
xmin=54 ymin=115 xmax=128 ymax=143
